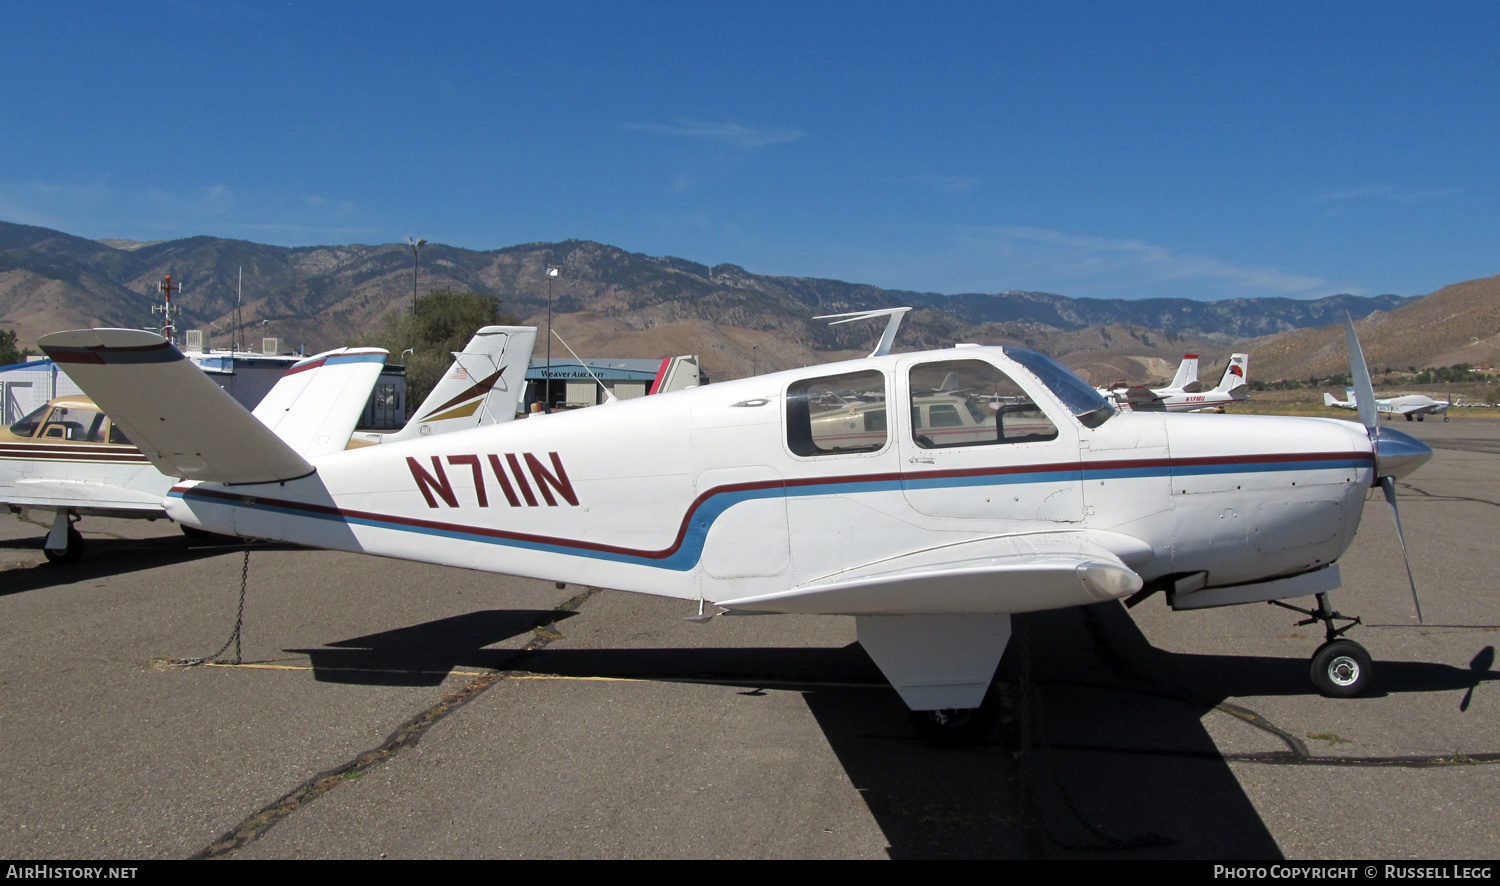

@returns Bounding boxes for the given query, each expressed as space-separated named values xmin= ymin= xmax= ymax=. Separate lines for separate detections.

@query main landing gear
xmin=43 ymin=510 xmax=84 ymax=565
xmin=1270 ymin=592 xmax=1370 ymax=697
xmin=908 ymin=682 xmax=1005 ymax=746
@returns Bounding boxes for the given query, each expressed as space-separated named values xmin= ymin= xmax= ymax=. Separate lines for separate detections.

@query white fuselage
xmin=165 ymin=346 xmax=1374 ymax=611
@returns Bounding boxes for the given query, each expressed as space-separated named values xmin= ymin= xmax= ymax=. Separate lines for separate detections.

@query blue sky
xmin=2 ymin=2 xmax=1496 ymax=301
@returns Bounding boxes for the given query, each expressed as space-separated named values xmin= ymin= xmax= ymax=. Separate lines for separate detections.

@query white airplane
xmin=1098 ymin=353 xmax=1197 ymax=404
xmin=1324 ymin=388 xmax=1450 ymax=422
xmin=1106 ymin=354 xmax=1248 ymax=413
xmin=41 ymin=312 xmax=1430 ymax=744
xmin=1 ymin=326 xmax=534 ymax=562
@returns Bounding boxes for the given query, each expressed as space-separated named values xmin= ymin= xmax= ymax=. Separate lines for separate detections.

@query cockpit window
xmin=787 ymin=370 xmax=888 ymax=456
xmin=908 ymin=359 xmax=1059 ymax=448
xmin=1003 ymin=348 xmax=1116 ymax=428
xmin=8 ymin=403 xmax=50 ymax=438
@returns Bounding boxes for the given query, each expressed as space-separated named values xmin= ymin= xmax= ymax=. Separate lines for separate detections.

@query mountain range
xmin=4 ymin=219 xmax=1492 ymax=386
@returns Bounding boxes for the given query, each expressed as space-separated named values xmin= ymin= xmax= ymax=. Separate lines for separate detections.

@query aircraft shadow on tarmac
xmin=286 ymin=609 xmax=578 ymax=686
xmin=288 ymin=601 xmax=1497 ymax=859
xmin=0 ymin=532 xmax=279 ymax=598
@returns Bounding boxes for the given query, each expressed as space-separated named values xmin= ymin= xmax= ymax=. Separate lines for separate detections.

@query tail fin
xmin=1324 ymin=392 xmax=1341 ymax=408
xmin=1167 ymin=354 xmax=1199 ymax=393
xmin=1213 ymin=354 xmax=1248 ymax=393
xmin=252 ymin=347 xmax=388 ymax=457
xmin=650 ymin=355 xmax=703 ymax=394
xmin=382 ymin=326 xmax=536 ymax=443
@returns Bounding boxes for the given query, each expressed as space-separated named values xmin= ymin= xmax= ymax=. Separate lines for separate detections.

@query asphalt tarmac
xmin=1 ymin=414 xmax=1496 ymax=860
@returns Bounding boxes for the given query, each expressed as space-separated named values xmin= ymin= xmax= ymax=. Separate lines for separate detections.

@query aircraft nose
xmin=1374 ymin=427 xmax=1432 ymax=480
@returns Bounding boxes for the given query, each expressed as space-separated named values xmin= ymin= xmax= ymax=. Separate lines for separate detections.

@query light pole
xmin=407 ymin=237 xmax=426 ymax=315
xmin=545 ymin=265 xmax=559 ymax=409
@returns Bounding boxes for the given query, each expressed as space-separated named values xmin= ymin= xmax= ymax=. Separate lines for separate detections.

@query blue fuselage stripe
xmin=172 ymin=455 xmax=1364 ymax=571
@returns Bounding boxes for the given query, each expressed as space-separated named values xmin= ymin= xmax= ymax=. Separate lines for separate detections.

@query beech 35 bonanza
xmin=41 ymin=311 xmax=1431 ymax=744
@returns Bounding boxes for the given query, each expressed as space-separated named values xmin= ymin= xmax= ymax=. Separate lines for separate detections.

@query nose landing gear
xmin=1270 ymin=592 xmax=1370 ymax=697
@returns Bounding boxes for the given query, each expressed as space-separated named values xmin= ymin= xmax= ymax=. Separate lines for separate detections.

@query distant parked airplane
xmin=1324 ymin=388 xmax=1450 ymax=422
xmin=1104 ymin=354 xmax=1248 ymax=413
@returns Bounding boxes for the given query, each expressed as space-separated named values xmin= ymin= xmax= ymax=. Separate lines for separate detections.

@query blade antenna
xmin=550 ymin=329 xmax=618 ymax=404
xmin=813 ymin=307 xmax=913 ymax=357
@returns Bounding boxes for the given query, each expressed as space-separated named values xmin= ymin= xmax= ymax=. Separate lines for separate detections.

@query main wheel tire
xmin=1311 ymin=639 xmax=1372 ymax=698
xmin=43 ymin=526 xmax=84 ymax=565
xmin=908 ymin=684 xmax=1004 ymax=746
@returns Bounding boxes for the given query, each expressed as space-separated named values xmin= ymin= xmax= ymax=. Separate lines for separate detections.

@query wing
xmin=39 ymin=329 xmax=315 ymax=484
xmin=716 ymin=532 xmax=1145 ymax=615
xmin=8 ymin=478 xmax=165 ymax=511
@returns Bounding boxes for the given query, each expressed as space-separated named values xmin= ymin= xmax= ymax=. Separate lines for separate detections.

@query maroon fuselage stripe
xmin=173 ymin=450 xmax=1373 ymax=563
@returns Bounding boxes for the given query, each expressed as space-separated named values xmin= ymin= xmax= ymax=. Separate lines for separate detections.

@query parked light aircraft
xmin=347 ymin=326 xmax=535 ymax=446
xmin=1324 ymin=388 xmax=1450 ymax=422
xmin=41 ymin=312 xmax=1430 ymax=743
xmin=1100 ymin=352 xmax=1199 ymax=400
xmin=2 ymin=326 xmax=533 ymax=561
xmin=1104 ymin=354 xmax=1248 ymax=413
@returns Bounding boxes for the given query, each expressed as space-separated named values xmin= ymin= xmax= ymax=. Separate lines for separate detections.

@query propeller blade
xmin=1380 ymin=475 xmax=1424 ymax=623
xmin=1344 ymin=312 xmax=1379 ymax=435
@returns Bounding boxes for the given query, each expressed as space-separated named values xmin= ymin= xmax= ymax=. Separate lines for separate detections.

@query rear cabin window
xmin=908 ymin=359 xmax=1059 ymax=449
xmin=787 ymin=370 xmax=888 ymax=456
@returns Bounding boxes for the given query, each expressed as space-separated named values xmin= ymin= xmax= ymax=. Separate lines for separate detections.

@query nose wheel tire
xmin=1311 ymin=639 xmax=1372 ymax=698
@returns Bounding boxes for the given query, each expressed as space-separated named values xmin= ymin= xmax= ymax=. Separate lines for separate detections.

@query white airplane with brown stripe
xmin=42 ymin=311 xmax=1432 ymax=743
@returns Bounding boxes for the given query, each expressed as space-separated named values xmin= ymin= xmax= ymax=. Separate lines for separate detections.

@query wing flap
xmin=39 ymin=329 xmax=315 ymax=484
xmin=718 ymin=533 xmax=1144 ymax=615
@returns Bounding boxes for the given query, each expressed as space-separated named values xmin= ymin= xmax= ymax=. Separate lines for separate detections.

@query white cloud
xmin=0 ymin=179 xmax=372 ymax=244
xmin=1313 ymin=185 xmax=1462 ymax=204
xmin=621 ymin=119 xmax=805 ymax=147
xmin=954 ymin=226 xmax=1331 ymax=296
xmin=893 ymin=175 xmax=979 ymax=195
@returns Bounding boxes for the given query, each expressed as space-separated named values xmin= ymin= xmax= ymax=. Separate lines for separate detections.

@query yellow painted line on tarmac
xmin=199 ymin=661 xmax=645 ymax=682
xmin=183 ymin=660 xmax=882 ymax=690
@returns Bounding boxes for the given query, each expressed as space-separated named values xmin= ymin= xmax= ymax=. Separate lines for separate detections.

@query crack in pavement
xmin=1399 ymin=483 xmax=1500 ymax=509
xmin=1076 ymin=608 xmax=1500 ymax=770
xmin=190 ymin=586 xmax=602 ymax=860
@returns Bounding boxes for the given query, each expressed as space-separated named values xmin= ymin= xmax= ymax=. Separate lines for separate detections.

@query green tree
xmin=351 ymin=288 xmax=520 ymax=410
xmin=0 ymin=329 xmax=32 ymax=366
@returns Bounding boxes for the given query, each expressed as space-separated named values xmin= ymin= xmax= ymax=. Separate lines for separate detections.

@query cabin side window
xmin=907 ymin=359 xmax=1059 ymax=449
xmin=38 ymin=405 xmax=108 ymax=442
xmin=786 ymin=369 xmax=888 ymax=456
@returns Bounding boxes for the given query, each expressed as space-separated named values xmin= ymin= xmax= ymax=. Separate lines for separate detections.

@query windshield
xmin=8 ymin=403 xmax=50 ymax=438
xmin=1003 ymin=348 xmax=1116 ymax=428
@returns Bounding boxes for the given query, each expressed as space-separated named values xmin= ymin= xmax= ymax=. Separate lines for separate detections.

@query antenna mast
xmin=152 ymin=274 xmax=180 ymax=343
xmin=235 ymin=267 xmax=244 ymax=353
